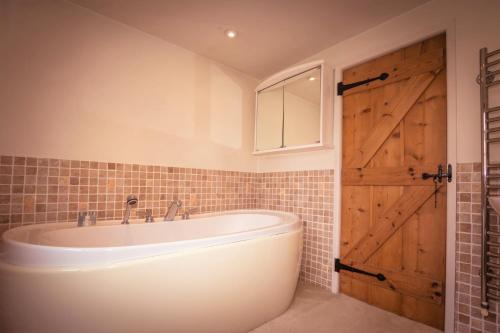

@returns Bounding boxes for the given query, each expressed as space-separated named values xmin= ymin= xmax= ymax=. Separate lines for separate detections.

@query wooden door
xmin=339 ymin=34 xmax=447 ymax=329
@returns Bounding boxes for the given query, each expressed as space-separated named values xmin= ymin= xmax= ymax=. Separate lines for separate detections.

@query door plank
xmin=342 ymin=48 xmax=444 ymax=96
xmin=343 ymin=185 xmax=440 ymax=264
xmin=342 ymin=165 xmax=437 ymax=186
xmin=367 ymin=81 xmax=405 ymax=281
xmin=417 ymin=189 xmax=447 ymax=278
xmin=370 ymin=83 xmax=403 ymax=168
xmin=402 ymin=88 xmax=427 ymax=166
xmin=401 ymin=294 xmax=444 ymax=328
xmin=368 ymin=186 xmax=403 ymax=272
xmin=369 ymin=284 xmax=403 ymax=316
xmin=341 ymin=94 xmax=357 ymax=168
xmin=423 ymin=70 xmax=448 ymax=166
xmin=402 ymin=214 xmax=420 ymax=275
xmin=341 ymin=186 xmax=371 ymax=256
xmin=344 ymin=263 xmax=443 ymax=304
xmin=346 ymin=70 xmax=441 ymax=168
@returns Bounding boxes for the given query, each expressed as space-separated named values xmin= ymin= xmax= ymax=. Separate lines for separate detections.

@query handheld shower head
xmin=122 ymin=194 xmax=138 ymax=224
xmin=126 ymin=194 xmax=138 ymax=206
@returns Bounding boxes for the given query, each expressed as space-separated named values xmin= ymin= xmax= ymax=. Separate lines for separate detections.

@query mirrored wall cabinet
xmin=253 ymin=60 xmax=333 ymax=154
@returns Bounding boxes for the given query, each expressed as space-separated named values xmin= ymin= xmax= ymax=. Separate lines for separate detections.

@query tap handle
xmin=77 ymin=211 xmax=87 ymax=227
xmin=88 ymin=211 xmax=97 ymax=225
xmin=145 ymin=209 xmax=154 ymax=223
xmin=182 ymin=207 xmax=197 ymax=220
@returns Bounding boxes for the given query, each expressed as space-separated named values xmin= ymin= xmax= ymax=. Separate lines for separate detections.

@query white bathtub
xmin=0 ymin=210 xmax=302 ymax=333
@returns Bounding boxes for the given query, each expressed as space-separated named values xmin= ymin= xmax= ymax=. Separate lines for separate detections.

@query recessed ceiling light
xmin=225 ymin=30 xmax=237 ymax=38
xmin=308 ymin=76 xmax=316 ymax=81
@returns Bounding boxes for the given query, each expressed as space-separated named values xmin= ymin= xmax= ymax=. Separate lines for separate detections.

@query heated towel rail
xmin=479 ymin=46 xmax=500 ymax=314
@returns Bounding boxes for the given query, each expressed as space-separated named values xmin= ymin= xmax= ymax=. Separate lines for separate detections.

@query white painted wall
xmin=257 ymin=0 xmax=500 ymax=172
xmin=0 ymin=0 xmax=258 ymax=171
xmin=2 ymin=0 xmax=498 ymax=173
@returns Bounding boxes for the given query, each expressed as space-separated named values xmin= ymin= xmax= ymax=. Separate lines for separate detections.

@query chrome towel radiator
xmin=479 ymin=46 xmax=500 ymax=314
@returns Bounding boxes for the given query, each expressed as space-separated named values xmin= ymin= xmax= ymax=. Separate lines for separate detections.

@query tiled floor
xmin=251 ymin=284 xmax=441 ymax=333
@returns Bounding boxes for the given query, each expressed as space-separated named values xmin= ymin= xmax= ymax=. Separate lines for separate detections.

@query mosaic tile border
xmin=455 ymin=162 xmax=500 ymax=333
xmin=257 ymin=170 xmax=334 ymax=287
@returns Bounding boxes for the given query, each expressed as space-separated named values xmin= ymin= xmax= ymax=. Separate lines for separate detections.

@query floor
xmin=251 ymin=284 xmax=442 ymax=333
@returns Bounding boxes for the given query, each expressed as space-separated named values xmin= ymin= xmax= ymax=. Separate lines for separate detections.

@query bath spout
xmin=164 ymin=200 xmax=182 ymax=221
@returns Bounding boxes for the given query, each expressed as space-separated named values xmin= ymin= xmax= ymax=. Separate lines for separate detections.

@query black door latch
xmin=422 ymin=164 xmax=453 ymax=183
xmin=422 ymin=164 xmax=452 ymax=208
xmin=335 ymin=258 xmax=386 ymax=281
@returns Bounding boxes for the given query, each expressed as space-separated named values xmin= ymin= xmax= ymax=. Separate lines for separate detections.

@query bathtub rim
xmin=0 ymin=209 xmax=301 ymax=268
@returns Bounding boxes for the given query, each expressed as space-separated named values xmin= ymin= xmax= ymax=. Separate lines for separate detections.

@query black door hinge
xmin=334 ymin=258 xmax=386 ymax=281
xmin=337 ymin=72 xmax=389 ymax=96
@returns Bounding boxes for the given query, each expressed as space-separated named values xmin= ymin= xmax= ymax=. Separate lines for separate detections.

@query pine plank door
xmin=339 ymin=34 xmax=447 ymax=330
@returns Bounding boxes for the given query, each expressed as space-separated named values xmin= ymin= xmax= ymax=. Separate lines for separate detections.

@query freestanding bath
xmin=0 ymin=210 xmax=302 ymax=333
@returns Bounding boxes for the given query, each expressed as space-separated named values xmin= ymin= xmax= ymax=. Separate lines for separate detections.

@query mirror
xmin=255 ymin=65 xmax=322 ymax=152
xmin=283 ymin=67 xmax=321 ymax=147
xmin=255 ymin=82 xmax=284 ymax=151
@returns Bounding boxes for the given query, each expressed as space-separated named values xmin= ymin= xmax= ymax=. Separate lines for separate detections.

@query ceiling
xmin=70 ymin=0 xmax=430 ymax=79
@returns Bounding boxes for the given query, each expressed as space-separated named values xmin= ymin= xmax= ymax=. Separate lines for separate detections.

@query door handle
xmin=422 ymin=164 xmax=452 ymax=183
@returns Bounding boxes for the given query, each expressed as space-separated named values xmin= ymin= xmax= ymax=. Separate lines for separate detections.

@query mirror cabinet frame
xmin=253 ymin=60 xmax=333 ymax=155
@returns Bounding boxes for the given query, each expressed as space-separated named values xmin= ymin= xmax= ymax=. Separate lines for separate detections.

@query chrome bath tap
xmin=164 ymin=200 xmax=182 ymax=221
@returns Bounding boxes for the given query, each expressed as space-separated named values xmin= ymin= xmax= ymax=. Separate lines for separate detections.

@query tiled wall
xmin=455 ymin=162 xmax=500 ymax=332
xmin=0 ymin=155 xmax=334 ymax=289
xmin=0 ymin=155 xmax=258 ymax=227
xmin=257 ymin=170 xmax=334 ymax=288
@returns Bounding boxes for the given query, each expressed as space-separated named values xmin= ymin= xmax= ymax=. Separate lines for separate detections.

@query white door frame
xmin=331 ymin=21 xmax=457 ymax=333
